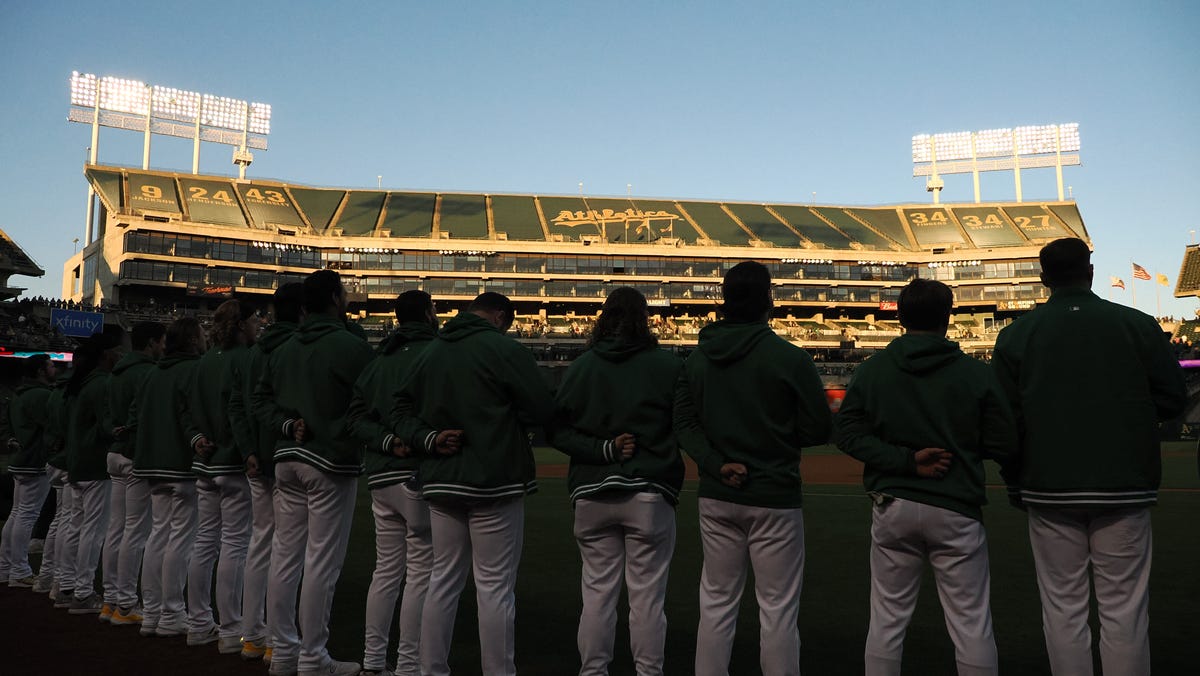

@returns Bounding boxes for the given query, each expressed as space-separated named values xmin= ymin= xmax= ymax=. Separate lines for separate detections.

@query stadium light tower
xmin=912 ymin=123 xmax=1080 ymax=203
xmin=68 ymin=72 xmax=272 ymax=244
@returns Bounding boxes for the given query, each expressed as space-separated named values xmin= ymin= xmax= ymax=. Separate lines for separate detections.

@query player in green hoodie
xmin=548 ymin=287 xmax=685 ymax=676
xmin=64 ymin=324 xmax=126 ymax=615
xmin=993 ymin=238 xmax=1186 ymax=676
xmin=230 ymin=282 xmax=303 ymax=663
xmin=348 ymin=289 xmax=437 ymax=676
xmin=129 ymin=317 xmax=207 ymax=637
xmin=104 ymin=321 xmax=165 ymax=625
xmin=187 ymin=299 xmax=261 ymax=651
xmin=0 ymin=355 xmax=56 ymax=588
xmin=253 ymin=270 xmax=374 ymax=676
xmin=393 ymin=291 xmax=555 ymax=676
xmin=836 ymin=278 xmax=1017 ymax=676
xmin=674 ymin=261 xmax=831 ymax=676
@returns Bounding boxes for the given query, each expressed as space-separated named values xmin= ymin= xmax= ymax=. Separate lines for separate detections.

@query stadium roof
xmin=0 ymin=227 xmax=45 ymax=278
xmin=86 ymin=165 xmax=1089 ymax=253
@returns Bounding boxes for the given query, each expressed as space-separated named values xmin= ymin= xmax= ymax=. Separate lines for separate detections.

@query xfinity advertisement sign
xmin=50 ymin=309 xmax=105 ymax=338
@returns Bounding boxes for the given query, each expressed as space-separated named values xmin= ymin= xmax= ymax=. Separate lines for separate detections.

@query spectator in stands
xmin=836 ymin=278 xmax=1017 ymax=676
xmin=674 ymin=261 xmax=832 ymax=676
xmin=393 ymin=291 xmax=554 ymax=676
xmin=993 ymin=238 xmax=1187 ymax=676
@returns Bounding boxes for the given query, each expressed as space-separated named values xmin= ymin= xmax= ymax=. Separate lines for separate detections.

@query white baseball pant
xmin=266 ymin=462 xmax=357 ymax=672
xmin=363 ymin=483 xmax=433 ymax=674
xmin=55 ymin=481 xmax=80 ymax=592
xmin=39 ymin=468 xmax=70 ymax=589
xmin=241 ymin=475 xmax=275 ymax=645
xmin=0 ymin=473 xmax=51 ymax=581
xmin=1028 ymin=506 xmax=1152 ymax=676
xmin=865 ymin=498 xmax=997 ymax=676
xmin=71 ymin=479 xmax=111 ymax=600
xmin=141 ymin=480 xmax=198 ymax=632
xmin=695 ymin=498 xmax=805 ymax=676
xmin=102 ymin=453 xmax=133 ymax=605
xmin=188 ymin=474 xmax=252 ymax=638
xmin=421 ymin=496 xmax=525 ymax=676
xmin=116 ymin=476 xmax=152 ymax=610
xmin=574 ymin=491 xmax=676 ymax=676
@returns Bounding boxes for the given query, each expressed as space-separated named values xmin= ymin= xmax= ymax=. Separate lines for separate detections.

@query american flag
xmin=1110 ymin=276 xmax=1125 ymax=290
xmin=1132 ymin=263 xmax=1151 ymax=281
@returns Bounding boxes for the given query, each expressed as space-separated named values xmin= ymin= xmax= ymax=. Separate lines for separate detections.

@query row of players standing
xmin=0 ymin=236 xmax=1186 ymax=676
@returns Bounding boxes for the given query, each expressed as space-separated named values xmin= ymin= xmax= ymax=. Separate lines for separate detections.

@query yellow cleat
xmin=98 ymin=603 xmax=114 ymax=623
xmin=110 ymin=607 xmax=144 ymax=625
xmin=241 ymin=639 xmax=268 ymax=661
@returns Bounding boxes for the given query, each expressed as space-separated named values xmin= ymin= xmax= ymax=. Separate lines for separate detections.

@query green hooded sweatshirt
xmin=394 ymin=311 xmax=555 ymax=501
xmin=191 ymin=343 xmax=249 ymax=476
xmin=675 ymin=320 xmax=831 ymax=508
xmin=993 ymin=287 xmax=1186 ymax=508
xmin=130 ymin=354 xmax=203 ymax=481
xmin=252 ymin=313 xmax=375 ymax=477
xmin=835 ymin=334 xmax=1017 ymax=521
xmin=44 ymin=380 xmax=69 ymax=471
xmin=108 ymin=351 xmax=156 ymax=460
xmin=348 ymin=322 xmax=437 ymax=490
xmin=7 ymin=381 xmax=52 ymax=474
xmin=229 ymin=321 xmax=297 ymax=480
xmin=65 ymin=371 xmax=114 ymax=483
xmin=548 ymin=338 xmax=685 ymax=504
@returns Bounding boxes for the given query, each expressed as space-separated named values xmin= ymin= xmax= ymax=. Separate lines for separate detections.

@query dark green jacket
xmin=548 ymin=338 xmax=685 ymax=504
xmin=130 ymin=353 xmax=203 ymax=481
xmin=394 ymin=312 xmax=555 ymax=501
xmin=7 ymin=382 xmax=52 ymax=474
xmin=348 ymin=323 xmax=437 ymax=490
xmin=675 ymin=320 xmax=832 ymax=508
xmin=993 ymin=287 xmax=1186 ymax=508
xmin=191 ymin=344 xmax=249 ymax=476
xmin=836 ymin=334 xmax=1017 ymax=521
xmin=44 ymin=383 xmax=69 ymax=471
xmin=252 ymin=313 xmax=375 ymax=477
xmin=65 ymin=371 xmax=113 ymax=483
xmin=230 ymin=321 xmax=297 ymax=479
xmin=108 ymin=351 xmax=156 ymax=460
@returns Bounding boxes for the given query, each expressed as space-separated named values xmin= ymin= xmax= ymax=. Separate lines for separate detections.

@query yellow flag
xmin=1156 ymin=273 xmax=1169 ymax=287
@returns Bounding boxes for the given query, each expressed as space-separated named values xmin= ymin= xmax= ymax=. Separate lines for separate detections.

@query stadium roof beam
xmin=912 ymin=124 xmax=1080 ymax=204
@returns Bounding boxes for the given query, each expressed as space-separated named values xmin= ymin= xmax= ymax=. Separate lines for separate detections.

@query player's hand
xmin=613 ymin=433 xmax=636 ymax=461
xmin=391 ymin=439 xmax=412 ymax=458
xmin=719 ymin=462 xmax=748 ymax=488
xmin=6 ymin=438 xmax=20 ymax=453
xmin=292 ymin=419 xmax=309 ymax=443
xmin=193 ymin=436 xmax=215 ymax=458
xmin=914 ymin=447 xmax=952 ymax=479
xmin=435 ymin=429 xmax=464 ymax=456
xmin=245 ymin=454 xmax=260 ymax=478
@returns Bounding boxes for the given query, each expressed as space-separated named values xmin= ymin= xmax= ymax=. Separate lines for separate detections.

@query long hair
xmin=166 ymin=317 xmax=204 ymax=356
xmin=589 ymin=287 xmax=656 ymax=349
xmin=209 ymin=300 xmax=254 ymax=349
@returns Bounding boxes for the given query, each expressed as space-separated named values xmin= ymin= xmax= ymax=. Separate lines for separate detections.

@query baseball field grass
xmin=312 ymin=442 xmax=1199 ymax=675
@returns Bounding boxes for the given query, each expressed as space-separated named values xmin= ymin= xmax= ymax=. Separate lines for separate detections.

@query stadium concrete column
xmin=84 ymin=86 xmax=101 ymax=247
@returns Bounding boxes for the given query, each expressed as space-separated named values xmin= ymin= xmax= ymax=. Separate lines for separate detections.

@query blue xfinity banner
xmin=50 ymin=309 xmax=105 ymax=338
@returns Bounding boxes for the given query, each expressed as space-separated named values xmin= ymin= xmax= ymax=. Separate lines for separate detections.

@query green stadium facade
xmin=64 ymin=164 xmax=1090 ymax=351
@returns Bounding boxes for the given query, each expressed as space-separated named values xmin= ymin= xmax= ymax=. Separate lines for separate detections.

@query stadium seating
xmin=490 ymin=196 xmax=545 ymax=241
xmin=723 ymin=204 xmax=802 ymax=247
xmin=1175 ymin=247 xmax=1200 ymax=295
xmin=675 ymin=202 xmax=753 ymax=246
xmin=335 ymin=192 xmax=387 ymax=236
xmin=382 ymin=193 xmax=438 ymax=238
xmin=813 ymin=208 xmax=894 ymax=250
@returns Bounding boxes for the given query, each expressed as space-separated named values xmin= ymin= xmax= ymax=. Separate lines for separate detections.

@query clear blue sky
xmin=2 ymin=1 xmax=1197 ymax=316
